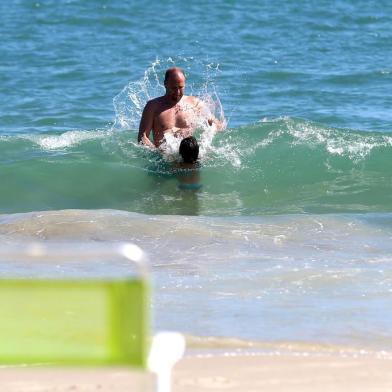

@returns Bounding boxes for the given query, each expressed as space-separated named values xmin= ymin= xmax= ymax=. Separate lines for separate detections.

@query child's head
xmin=179 ymin=136 xmax=199 ymax=164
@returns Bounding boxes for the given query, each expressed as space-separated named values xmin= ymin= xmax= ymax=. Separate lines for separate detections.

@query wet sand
xmin=2 ymin=352 xmax=392 ymax=391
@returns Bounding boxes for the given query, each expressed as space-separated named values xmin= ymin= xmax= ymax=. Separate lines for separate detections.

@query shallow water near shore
xmin=1 ymin=209 xmax=391 ymax=354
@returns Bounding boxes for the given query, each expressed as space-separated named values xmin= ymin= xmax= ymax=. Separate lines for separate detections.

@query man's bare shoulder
xmin=184 ymin=95 xmax=199 ymax=103
xmin=184 ymin=95 xmax=203 ymax=107
xmin=144 ymin=97 xmax=159 ymax=109
xmin=144 ymin=96 xmax=168 ymax=112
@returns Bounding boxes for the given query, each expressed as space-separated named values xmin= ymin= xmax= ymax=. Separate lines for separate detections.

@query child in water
xmin=176 ymin=136 xmax=202 ymax=190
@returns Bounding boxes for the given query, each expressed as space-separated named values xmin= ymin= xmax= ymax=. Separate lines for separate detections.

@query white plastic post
xmin=148 ymin=332 xmax=186 ymax=392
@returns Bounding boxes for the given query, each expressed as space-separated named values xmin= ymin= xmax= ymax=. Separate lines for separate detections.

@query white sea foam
xmin=286 ymin=118 xmax=392 ymax=160
xmin=26 ymin=130 xmax=107 ymax=150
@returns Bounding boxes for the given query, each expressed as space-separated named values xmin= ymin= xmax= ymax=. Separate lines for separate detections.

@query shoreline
xmin=2 ymin=349 xmax=392 ymax=392
xmin=175 ymin=352 xmax=392 ymax=391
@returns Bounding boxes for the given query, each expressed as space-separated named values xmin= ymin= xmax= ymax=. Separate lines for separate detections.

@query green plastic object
xmin=0 ymin=278 xmax=149 ymax=368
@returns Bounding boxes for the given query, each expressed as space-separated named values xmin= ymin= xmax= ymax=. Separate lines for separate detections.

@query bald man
xmin=138 ymin=67 xmax=223 ymax=148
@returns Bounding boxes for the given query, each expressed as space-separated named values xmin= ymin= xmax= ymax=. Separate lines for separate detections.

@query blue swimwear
xmin=178 ymin=182 xmax=203 ymax=190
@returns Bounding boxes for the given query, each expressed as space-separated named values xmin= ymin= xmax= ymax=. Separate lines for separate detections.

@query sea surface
xmin=1 ymin=0 xmax=392 ymax=357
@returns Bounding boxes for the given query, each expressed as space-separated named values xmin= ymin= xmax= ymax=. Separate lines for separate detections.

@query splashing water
xmin=112 ymin=57 xmax=226 ymax=162
xmin=112 ymin=58 xmax=164 ymax=131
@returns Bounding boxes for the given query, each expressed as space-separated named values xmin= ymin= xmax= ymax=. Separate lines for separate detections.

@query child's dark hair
xmin=179 ymin=136 xmax=199 ymax=164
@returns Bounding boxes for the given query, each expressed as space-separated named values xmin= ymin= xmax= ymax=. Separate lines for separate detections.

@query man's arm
xmin=192 ymin=97 xmax=226 ymax=131
xmin=207 ymin=116 xmax=226 ymax=131
xmin=138 ymin=101 xmax=156 ymax=148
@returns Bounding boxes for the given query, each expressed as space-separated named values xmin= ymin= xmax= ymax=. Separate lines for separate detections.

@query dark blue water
xmin=2 ymin=0 xmax=392 ymax=134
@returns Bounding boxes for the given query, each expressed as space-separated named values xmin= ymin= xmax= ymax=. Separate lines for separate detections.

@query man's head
xmin=179 ymin=136 xmax=199 ymax=164
xmin=164 ymin=67 xmax=186 ymax=104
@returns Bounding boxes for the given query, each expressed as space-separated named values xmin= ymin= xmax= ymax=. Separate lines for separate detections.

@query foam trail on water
xmin=25 ymin=130 xmax=107 ymax=150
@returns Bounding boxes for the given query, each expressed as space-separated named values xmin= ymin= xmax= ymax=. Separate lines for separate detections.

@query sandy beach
xmin=2 ymin=351 xmax=392 ymax=392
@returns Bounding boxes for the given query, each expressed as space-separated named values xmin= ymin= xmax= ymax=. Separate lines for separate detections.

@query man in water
xmin=138 ymin=67 xmax=223 ymax=148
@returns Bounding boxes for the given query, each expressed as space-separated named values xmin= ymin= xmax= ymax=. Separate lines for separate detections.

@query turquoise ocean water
xmin=1 ymin=1 xmax=392 ymax=356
